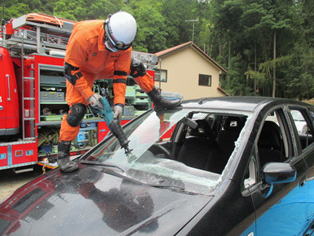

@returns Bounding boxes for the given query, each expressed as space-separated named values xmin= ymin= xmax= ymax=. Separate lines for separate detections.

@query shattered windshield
xmin=83 ymin=109 xmax=250 ymax=195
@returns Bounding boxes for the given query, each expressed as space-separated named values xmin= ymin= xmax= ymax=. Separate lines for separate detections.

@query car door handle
xmin=0 ymin=106 xmax=3 ymax=111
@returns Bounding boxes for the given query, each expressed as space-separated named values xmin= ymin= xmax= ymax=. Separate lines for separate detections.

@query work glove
xmin=88 ymin=93 xmax=103 ymax=111
xmin=113 ymin=104 xmax=124 ymax=121
xmin=130 ymin=59 xmax=146 ymax=78
xmin=88 ymin=93 xmax=113 ymax=124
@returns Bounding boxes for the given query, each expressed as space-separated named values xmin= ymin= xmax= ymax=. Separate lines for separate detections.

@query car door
xmin=243 ymin=106 xmax=309 ymax=236
xmin=0 ymin=51 xmax=8 ymax=135
xmin=0 ymin=48 xmax=19 ymax=136
xmin=287 ymin=105 xmax=314 ymax=235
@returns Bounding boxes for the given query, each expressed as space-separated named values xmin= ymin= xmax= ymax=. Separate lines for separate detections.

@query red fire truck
xmin=0 ymin=13 xmax=157 ymax=171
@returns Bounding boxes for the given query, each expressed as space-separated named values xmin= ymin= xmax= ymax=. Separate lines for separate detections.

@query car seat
xmin=214 ymin=116 xmax=246 ymax=165
xmin=176 ymin=119 xmax=214 ymax=170
xmin=258 ymin=121 xmax=285 ymax=167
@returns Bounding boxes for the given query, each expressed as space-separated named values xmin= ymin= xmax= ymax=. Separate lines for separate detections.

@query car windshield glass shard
xmin=83 ymin=109 xmax=249 ymax=195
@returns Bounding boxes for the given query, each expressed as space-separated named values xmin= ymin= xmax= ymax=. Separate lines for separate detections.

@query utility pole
xmin=272 ymin=30 xmax=277 ymax=98
xmin=185 ymin=18 xmax=199 ymax=42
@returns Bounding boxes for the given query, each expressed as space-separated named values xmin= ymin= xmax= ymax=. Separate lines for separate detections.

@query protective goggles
xmin=104 ymin=19 xmax=132 ymax=52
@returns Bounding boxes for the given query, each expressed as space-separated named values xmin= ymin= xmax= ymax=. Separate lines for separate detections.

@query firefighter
xmin=58 ymin=11 xmax=182 ymax=173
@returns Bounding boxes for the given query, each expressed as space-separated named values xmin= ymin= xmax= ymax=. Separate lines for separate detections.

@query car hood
xmin=0 ymin=165 xmax=212 ymax=236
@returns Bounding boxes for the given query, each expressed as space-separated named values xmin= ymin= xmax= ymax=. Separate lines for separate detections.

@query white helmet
xmin=104 ymin=11 xmax=137 ymax=52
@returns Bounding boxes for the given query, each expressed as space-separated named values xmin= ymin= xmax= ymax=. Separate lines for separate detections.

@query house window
xmin=199 ymin=74 xmax=212 ymax=87
xmin=155 ymin=69 xmax=167 ymax=82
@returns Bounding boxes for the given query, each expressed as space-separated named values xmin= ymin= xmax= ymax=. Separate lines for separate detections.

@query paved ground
xmin=0 ymin=167 xmax=43 ymax=204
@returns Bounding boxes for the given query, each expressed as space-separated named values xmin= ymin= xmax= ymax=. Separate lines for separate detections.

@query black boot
xmin=147 ymin=88 xmax=182 ymax=112
xmin=57 ymin=141 xmax=79 ymax=173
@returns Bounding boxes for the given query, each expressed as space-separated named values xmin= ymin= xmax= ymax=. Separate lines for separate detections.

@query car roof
xmin=182 ymin=96 xmax=310 ymax=113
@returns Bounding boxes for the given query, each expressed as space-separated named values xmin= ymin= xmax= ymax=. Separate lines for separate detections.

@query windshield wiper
xmin=147 ymin=184 xmax=202 ymax=195
xmin=80 ymin=160 xmax=125 ymax=173
xmin=79 ymin=161 xmax=206 ymax=195
xmin=148 ymin=183 xmax=185 ymax=191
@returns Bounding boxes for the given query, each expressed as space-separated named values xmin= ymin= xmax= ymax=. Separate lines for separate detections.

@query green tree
xmin=282 ymin=0 xmax=314 ymax=99
xmin=2 ymin=0 xmax=313 ymax=99
xmin=210 ymin=0 xmax=298 ymax=97
xmin=125 ymin=0 xmax=167 ymax=52
xmin=161 ymin=0 xmax=198 ymax=48
xmin=53 ymin=0 xmax=124 ymax=20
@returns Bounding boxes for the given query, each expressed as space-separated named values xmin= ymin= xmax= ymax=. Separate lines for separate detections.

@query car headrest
xmin=189 ymin=119 xmax=212 ymax=138
xmin=223 ymin=117 xmax=245 ymax=131
xmin=258 ymin=121 xmax=281 ymax=150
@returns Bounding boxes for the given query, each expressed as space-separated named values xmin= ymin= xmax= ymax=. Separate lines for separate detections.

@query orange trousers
xmin=59 ymin=72 xmax=94 ymax=142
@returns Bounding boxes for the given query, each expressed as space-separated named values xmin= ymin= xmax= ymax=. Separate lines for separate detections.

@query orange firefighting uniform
xmin=59 ymin=20 xmax=154 ymax=141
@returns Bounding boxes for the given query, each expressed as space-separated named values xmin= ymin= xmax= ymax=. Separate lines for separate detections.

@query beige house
xmin=154 ymin=41 xmax=227 ymax=100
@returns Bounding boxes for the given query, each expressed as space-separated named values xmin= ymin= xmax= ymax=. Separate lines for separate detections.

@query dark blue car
xmin=0 ymin=96 xmax=314 ymax=236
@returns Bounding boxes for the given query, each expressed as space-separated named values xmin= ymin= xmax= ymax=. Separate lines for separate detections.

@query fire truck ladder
xmin=21 ymin=43 xmax=36 ymax=140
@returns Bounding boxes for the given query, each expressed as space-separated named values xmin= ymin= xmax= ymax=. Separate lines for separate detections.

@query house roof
xmin=155 ymin=41 xmax=227 ymax=73
xmin=217 ymin=86 xmax=229 ymax=96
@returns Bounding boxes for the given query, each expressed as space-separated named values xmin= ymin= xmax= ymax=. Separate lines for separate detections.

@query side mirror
xmin=263 ymin=162 xmax=296 ymax=185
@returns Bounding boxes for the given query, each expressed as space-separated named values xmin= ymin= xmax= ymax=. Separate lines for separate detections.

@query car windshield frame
xmin=81 ymin=108 xmax=252 ymax=195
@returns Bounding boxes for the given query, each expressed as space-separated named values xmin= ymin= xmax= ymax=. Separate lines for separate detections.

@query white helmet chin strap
xmin=104 ymin=38 xmax=118 ymax=52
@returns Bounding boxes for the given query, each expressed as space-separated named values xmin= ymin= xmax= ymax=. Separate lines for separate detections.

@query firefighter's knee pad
xmin=66 ymin=103 xmax=87 ymax=127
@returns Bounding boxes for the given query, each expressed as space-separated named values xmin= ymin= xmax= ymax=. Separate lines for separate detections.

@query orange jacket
xmin=65 ymin=20 xmax=131 ymax=105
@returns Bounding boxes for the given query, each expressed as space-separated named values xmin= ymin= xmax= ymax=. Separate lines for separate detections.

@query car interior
xmin=144 ymin=106 xmax=314 ymax=179
xmin=243 ymin=117 xmax=287 ymax=189
xmin=150 ymin=108 xmax=313 ymax=176
xmin=257 ymin=120 xmax=286 ymax=167
xmin=150 ymin=112 xmax=248 ymax=174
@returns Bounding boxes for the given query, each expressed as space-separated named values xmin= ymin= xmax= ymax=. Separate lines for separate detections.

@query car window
xmin=291 ymin=110 xmax=305 ymax=121
xmin=257 ymin=108 xmax=290 ymax=169
xmin=288 ymin=108 xmax=313 ymax=150
xmin=173 ymin=112 xmax=248 ymax=174
xmin=242 ymin=108 xmax=292 ymax=190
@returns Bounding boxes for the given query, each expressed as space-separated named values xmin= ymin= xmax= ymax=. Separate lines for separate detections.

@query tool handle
xmin=99 ymin=97 xmax=114 ymax=124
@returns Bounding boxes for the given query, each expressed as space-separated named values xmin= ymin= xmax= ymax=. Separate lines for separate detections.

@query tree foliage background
xmin=2 ymin=0 xmax=314 ymax=99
